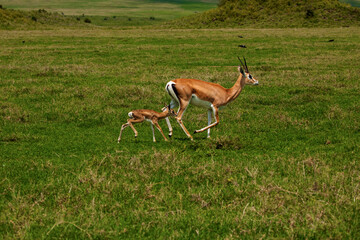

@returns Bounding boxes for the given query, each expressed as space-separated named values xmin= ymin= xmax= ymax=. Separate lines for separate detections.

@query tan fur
xmin=165 ymin=65 xmax=258 ymax=140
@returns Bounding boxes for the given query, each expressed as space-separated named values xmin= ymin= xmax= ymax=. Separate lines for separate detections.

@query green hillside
xmin=0 ymin=0 xmax=218 ymax=29
xmin=0 ymin=0 xmax=217 ymax=19
xmin=0 ymin=7 xmax=85 ymax=29
xmin=171 ymin=0 xmax=360 ymax=28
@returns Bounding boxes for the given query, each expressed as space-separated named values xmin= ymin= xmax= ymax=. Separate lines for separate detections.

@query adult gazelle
xmin=164 ymin=57 xmax=258 ymax=140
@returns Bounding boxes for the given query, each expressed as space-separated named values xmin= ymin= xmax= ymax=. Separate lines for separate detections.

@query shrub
xmin=306 ymin=9 xmax=315 ymax=18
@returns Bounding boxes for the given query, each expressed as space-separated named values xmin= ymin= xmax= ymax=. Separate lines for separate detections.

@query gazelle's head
xmin=162 ymin=104 xmax=177 ymax=117
xmin=238 ymin=56 xmax=259 ymax=85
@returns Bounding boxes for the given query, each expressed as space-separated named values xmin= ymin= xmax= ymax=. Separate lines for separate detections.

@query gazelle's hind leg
xmin=176 ymin=99 xmax=193 ymax=141
xmin=118 ymin=123 xmax=129 ymax=143
xmin=118 ymin=118 xmax=143 ymax=143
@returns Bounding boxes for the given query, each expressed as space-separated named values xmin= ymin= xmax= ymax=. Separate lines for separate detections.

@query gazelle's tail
xmin=165 ymin=81 xmax=180 ymax=108
xmin=128 ymin=112 xmax=134 ymax=119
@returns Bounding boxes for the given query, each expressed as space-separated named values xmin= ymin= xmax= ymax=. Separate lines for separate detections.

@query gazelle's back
xmin=170 ymin=78 xmax=228 ymax=102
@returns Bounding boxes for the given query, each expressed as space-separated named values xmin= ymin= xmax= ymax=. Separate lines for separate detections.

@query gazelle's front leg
xmin=165 ymin=117 xmax=173 ymax=137
xmin=194 ymin=105 xmax=219 ymax=134
xmin=207 ymin=109 xmax=212 ymax=138
xmin=164 ymin=99 xmax=178 ymax=137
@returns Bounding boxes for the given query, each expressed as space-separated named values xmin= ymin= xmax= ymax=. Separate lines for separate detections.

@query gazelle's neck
xmin=158 ymin=110 xmax=170 ymax=119
xmin=227 ymin=73 xmax=246 ymax=102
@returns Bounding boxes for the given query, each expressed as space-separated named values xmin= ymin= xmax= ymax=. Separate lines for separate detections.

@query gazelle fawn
xmin=118 ymin=105 xmax=177 ymax=143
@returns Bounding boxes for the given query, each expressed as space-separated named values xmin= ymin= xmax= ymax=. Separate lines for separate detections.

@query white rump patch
xmin=128 ymin=112 xmax=134 ymax=119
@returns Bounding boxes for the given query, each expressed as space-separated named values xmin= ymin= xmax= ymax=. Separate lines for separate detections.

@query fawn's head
xmin=162 ymin=104 xmax=177 ymax=117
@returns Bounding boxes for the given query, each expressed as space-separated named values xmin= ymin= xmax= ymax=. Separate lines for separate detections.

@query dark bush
xmin=84 ymin=18 xmax=91 ymax=23
xmin=306 ymin=9 xmax=315 ymax=18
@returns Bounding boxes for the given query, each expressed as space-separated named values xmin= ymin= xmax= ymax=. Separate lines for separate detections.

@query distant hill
xmin=0 ymin=0 xmax=218 ymax=20
xmin=0 ymin=0 xmax=218 ymax=29
xmin=170 ymin=0 xmax=360 ymax=28
xmin=0 ymin=7 xmax=83 ymax=29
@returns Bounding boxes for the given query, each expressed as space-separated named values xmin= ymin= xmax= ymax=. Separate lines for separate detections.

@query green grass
xmin=1 ymin=26 xmax=359 ymax=238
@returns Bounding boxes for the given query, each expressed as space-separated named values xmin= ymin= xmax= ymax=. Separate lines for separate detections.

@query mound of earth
xmin=171 ymin=0 xmax=360 ymax=28
xmin=0 ymin=7 xmax=83 ymax=29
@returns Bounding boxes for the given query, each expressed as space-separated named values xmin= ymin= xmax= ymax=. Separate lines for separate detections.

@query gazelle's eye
xmin=248 ymin=74 xmax=253 ymax=79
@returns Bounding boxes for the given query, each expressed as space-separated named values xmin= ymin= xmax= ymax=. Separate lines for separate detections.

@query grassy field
xmin=1 ymin=25 xmax=359 ymax=238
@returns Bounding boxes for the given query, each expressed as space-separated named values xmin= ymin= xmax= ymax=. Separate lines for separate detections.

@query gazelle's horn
xmin=237 ymin=56 xmax=245 ymax=68
xmin=243 ymin=57 xmax=248 ymax=72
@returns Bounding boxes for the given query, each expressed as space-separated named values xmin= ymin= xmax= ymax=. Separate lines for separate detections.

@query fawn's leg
xmin=118 ymin=118 xmax=144 ymax=143
xmin=150 ymin=123 xmax=156 ymax=142
xmin=153 ymin=121 xmax=168 ymax=141
xmin=118 ymin=122 xmax=129 ymax=143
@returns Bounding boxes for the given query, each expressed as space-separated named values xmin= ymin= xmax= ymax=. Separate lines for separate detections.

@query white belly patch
xmin=190 ymin=94 xmax=212 ymax=109
xmin=190 ymin=94 xmax=226 ymax=110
